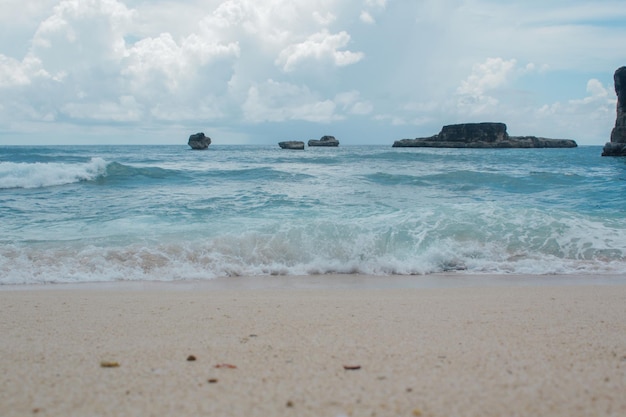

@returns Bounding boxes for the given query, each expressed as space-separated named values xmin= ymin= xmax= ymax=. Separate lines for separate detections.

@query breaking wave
xmin=0 ymin=158 xmax=109 ymax=189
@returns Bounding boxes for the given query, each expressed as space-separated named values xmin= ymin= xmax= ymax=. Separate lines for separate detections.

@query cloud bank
xmin=0 ymin=0 xmax=624 ymax=145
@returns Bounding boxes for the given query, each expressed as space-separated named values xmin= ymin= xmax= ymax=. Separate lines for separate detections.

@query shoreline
xmin=2 ymin=272 xmax=626 ymax=292
xmin=2 ymin=275 xmax=625 ymax=416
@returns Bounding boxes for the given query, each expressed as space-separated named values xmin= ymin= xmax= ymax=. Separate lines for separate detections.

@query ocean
xmin=1 ymin=144 xmax=625 ymax=285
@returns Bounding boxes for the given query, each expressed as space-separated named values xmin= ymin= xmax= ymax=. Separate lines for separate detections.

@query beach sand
xmin=1 ymin=275 xmax=625 ymax=417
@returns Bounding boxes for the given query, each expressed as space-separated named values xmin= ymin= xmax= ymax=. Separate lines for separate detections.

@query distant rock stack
xmin=308 ymin=135 xmax=339 ymax=147
xmin=188 ymin=132 xmax=211 ymax=150
xmin=602 ymin=67 xmax=626 ymax=156
xmin=278 ymin=141 xmax=305 ymax=150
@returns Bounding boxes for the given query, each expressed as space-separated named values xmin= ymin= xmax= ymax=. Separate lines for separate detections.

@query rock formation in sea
xmin=188 ymin=132 xmax=211 ymax=150
xmin=392 ymin=123 xmax=577 ymax=148
xmin=308 ymin=135 xmax=339 ymax=147
xmin=278 ymin=141 xmax=305 ymax=150
xmin=602 ymin=66 xmax=626 ymax=156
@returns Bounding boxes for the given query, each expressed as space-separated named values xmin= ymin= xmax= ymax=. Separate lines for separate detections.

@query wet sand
xmin=1 ymin=275 xmax=625 ymax=416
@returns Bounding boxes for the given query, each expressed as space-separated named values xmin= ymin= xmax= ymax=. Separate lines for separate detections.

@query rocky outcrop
xmin=279 ymin=141 xmax=305 ymax=150
xmin=393 ymin=123 xmax=577 ymax=148
xmin=602 ymin=66 xmax=626 ymax=156
xmin=188 ymin=132 xmax=211 ymax=150
xmin=308 ymin=135 xmax=339 ymax=147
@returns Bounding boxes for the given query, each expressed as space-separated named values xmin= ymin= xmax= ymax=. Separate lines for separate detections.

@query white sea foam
xmin=0 ymin=158 xmax=108 ymax=189
xmin=2 ymin=220 xmax=626 ymax=285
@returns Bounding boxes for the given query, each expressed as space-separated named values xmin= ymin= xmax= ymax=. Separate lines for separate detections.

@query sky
xmin=1 ymin=0 xmax=625 ymax=146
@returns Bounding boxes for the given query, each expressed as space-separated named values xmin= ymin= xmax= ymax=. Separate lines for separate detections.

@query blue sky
xmin=0 ymin=0 xmax=625 ymax=145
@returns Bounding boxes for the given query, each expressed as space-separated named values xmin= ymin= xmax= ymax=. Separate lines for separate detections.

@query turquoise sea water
xmin=1 ymin=145 xmax=625 ymax=284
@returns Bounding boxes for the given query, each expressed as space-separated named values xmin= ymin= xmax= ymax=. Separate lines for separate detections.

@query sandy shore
xmin=1 ymin=275 xmax=625 ymax=417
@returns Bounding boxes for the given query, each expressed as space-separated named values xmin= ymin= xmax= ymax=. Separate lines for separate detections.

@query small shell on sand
xmin=214 ymin=363 xmax=237 ymax=369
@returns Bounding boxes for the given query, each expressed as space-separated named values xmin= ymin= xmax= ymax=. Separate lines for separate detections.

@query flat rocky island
xmin=393 ymin=123 xmax=577 ymax=148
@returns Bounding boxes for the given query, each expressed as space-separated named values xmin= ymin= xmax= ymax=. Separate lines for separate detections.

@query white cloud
xmin=538 ymin=79 xmax=614 ymax=118
xmin=150 ymin=101 xmax=226 ymax=122
xmin=61 ymin=95 xmax=142 ymax=122
xmin=457 ymin=58 xmax=518 ymax=97
xmin=530 ymin=79 xmax=615 ymax=140
xmin=312 ymin=11 xmax=336 ymax=26
xmin=365 ymin=0 xmax=387 ymax=8
xmin=573 ymin=79 xmax=611 ymax=104
xmin=243 ymin=79 xmax=339 ymax=123
xmin=454 ymin=58 xmax=518 ymax=115
xmin=360 ymin=0 xmax=386 ymax=26
xmin=0 ymin=0 xmax=58 ymax=25
xmin=335 ymin=91 xmax=373 ymax=115
xmin=33 ymin=0 xmax=133 ymax=51
xmin=205 ymin=0 xmax=249 ymax=28
xmin=242 ymin=81 xmax=372 ymax=123
xmin=122 ymin=32 xmax=239 ymax=94
xmin=23 ymin=0 xmax=134 ymax=92
xmin=0 ymin=54 xmax=51 ymax=87
xmin=275 ymin=30 xmax=364 ymax=72
xmin=360 ymin=11 xmax=375 ymax=24
xmin=374 ymin=113 xmax=410 ymax=126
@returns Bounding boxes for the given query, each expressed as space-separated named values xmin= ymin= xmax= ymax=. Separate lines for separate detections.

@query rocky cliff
xmin=602 ymin=66 xmax=626 ymax=156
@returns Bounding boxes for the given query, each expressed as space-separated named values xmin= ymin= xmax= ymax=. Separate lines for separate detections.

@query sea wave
xmin=2 ymin=211 xmax=625 ymax=284
xmin=2 ymin=145 xmax=625 ymax=285
xmin=103 ymin=162 xmax=181 ymax=181
xmin=0 ymin=158 xmax=190 ymax=189
xmin=2 ymin=242 xmax=624 ymax=285
xmin=0 ymin=158 xmax=109 ymax=189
